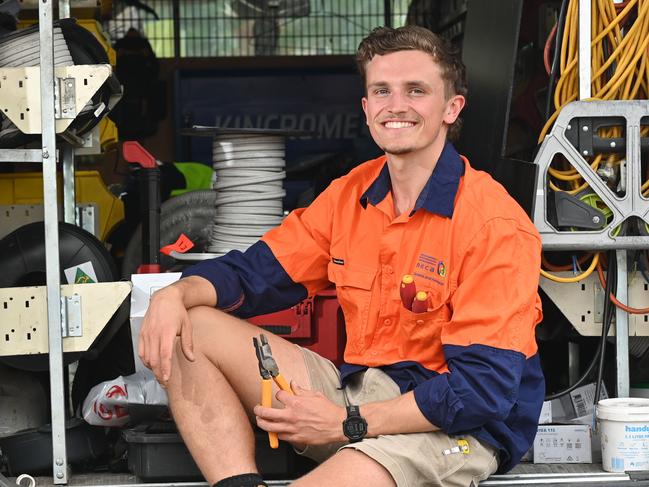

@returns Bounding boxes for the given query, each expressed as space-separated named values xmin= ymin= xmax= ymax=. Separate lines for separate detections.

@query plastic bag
xmin=82 ymin=369 xmax=168 ymax=427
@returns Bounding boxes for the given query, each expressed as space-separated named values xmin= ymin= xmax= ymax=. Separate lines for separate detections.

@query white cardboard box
xmin=539 ymin=401 xmax=552 ymax=424
xmin=533 ymin=424 xmax=592 ymax=463
xmin=551 ymin=382 xmax=608 ymax=422
xmin=129 ymin=272 xmax=182 ymax=372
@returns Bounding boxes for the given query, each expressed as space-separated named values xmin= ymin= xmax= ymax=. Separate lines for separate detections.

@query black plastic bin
xmin=123 ymin=422 xmax=306 ymax=482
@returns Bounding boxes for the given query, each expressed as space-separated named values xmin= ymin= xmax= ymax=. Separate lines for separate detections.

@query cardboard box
xmin=533 ymin=424 xmax=592 ymax=463
xmin=539 ymin=401 xmax=552 ymax=424
xmin=550 ymin=382 xmax=608 ymax=422
xmin=129 ymin=273 xmax=182 ymax=372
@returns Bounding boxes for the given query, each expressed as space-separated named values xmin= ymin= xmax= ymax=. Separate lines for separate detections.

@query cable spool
xmin=0 ymin=19 xmax=118 ymax=148
xmin=208 ymin=134 xmax=286 ymax=255
xmin=0 ymin=222 xmax=127 ymax=371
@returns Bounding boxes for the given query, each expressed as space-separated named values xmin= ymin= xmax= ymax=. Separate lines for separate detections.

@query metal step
xmin=12 ymin=466 xmax=649 ymax=487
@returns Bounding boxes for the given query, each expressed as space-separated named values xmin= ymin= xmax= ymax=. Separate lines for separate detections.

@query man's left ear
xmin=443 ymin=95 xmax=466 ymax=125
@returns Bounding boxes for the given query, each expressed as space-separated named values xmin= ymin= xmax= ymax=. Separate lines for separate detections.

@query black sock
xmin=213 ymin=473 xmax=267 ymax=487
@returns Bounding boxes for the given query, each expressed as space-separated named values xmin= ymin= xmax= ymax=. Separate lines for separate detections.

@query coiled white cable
xmin=207 ymin=134 xmax=286 ymax=254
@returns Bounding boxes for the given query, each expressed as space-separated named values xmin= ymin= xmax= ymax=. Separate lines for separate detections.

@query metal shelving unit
xmin=0 ymin=1 xmax=128 ymax=483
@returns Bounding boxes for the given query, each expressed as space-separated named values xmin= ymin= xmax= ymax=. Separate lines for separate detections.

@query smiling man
xmin=139 ymin=26 xmax=545 ymax=487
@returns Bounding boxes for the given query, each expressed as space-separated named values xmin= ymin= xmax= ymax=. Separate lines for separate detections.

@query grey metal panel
xmin=456 ymin=0 xmax=536 ymax=214
xmin=532 ymin=100 xmax=649 ymax=250
xmin=615 ymin=251 xmax=629 ymax=397
xmin=62 ymin=145 xmax=75 ymax=224
xmin=0 ymin=148 xmax=45 ymax=162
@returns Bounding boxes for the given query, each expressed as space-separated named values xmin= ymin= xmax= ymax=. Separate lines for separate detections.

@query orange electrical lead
xmin=411 ymin=291 xmax=428 ymax=314
xmin=400 ymin=274 xmax=416 ymax=310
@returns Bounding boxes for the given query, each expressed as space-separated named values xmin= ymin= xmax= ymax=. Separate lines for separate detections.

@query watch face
xmin=344 ymin=416 xmax=367 ymax=440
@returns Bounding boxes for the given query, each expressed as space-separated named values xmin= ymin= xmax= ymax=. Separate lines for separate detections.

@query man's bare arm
xmin=363 ymin=391 xmax=439 ymax=437
xmin=255 ymin=387 xmax=437 ymax=446
xmin=139 ymin=275 xmax=217 ymax=384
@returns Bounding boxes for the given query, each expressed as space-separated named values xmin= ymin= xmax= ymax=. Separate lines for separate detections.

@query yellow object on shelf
xmin=99 ymin=117 xmax=119 ymax=152
xmin=0 ymin=171 xmax=124 ymax=241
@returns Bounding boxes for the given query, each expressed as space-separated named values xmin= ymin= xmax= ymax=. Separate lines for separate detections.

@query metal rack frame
xmin=534 ymin=0 xmax=637 ymax=398
xmin=0 ymin=0 xmax=103 ymax=482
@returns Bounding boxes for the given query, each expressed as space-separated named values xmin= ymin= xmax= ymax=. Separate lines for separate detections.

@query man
xmin=139 ymin=25 xmax=544 ymax=487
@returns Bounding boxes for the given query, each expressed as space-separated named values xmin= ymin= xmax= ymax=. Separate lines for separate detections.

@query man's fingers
xmin=141 ymin=331 xmax=152 ymax=369
xmin=137 ymin=335 xmax=146 ymax=366
xmin=159 ymin=338 xmax=174 ymax=383
xmin=254 ymin=404 xmax=288 ymax=421
xmin=180 ymin=319 xmax=195 ymax=362
xmin=290 ymin=380 xmax=309 ymax=394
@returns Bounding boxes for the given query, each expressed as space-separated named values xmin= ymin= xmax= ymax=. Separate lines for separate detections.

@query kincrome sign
xmin=213 ymin=112 xmax=361 ymax=140
xmin=176 ymin=69 xmax=375 ymax=164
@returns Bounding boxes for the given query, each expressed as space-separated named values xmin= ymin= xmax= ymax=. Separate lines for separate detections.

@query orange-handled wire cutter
xmin=253 ymin=333 xmax=293 ymax=448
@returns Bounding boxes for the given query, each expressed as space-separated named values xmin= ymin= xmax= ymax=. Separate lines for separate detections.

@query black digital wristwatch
xmin=342 ymin=405 xmax=368 ymax=443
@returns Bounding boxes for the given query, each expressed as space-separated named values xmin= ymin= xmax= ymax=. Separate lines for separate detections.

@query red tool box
xmin=248 ymin=288 xmax=345 ymax=366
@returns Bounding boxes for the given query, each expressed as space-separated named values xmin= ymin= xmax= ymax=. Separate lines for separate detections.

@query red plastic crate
xmin=248 ymin=288 xmax=346 ymax=366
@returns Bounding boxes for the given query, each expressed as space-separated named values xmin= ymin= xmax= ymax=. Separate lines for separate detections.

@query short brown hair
xmin=356 ymin=25 xmax=467 ymax=141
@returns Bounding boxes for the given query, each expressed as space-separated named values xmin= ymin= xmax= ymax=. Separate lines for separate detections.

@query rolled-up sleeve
xmin=181 ymin=182 xmax=338 ymax=318
xmin=413 ymin=218 xmax=542 ymax=433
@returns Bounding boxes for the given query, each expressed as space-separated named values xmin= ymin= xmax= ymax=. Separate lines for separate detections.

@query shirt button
xmin=384 ymin=318 xmax=391 ymax=325
xmin=416 ymin=319 xmax=424 ymax=325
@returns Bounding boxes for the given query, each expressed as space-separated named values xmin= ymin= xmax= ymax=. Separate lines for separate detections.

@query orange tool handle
xmin=261 ymin=379 xmax=279 ymax=449
xmin=411 ymin=291 xmax=428 ymax=313
xmin=400 ymin=275 xmax=416 ymax=310
xmin=274 ymin=373 xmax=293 ymax=394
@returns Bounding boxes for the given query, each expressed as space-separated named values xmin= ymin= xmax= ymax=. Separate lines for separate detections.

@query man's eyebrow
xmin=367 ymin=80 xmax=433 ymax=88
xmin=405 ymin=80 xmax=433 ymax=88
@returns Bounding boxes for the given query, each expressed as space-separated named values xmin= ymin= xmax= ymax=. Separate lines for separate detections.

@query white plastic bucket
xmin=597 ymin=397 xmax=649 ymax=472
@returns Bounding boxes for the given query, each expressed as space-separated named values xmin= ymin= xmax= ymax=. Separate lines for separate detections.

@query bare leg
xmin=166 ymin=306 xmax=312 ymax=484
xmin=291 ymin=449 xmax=396 ymax=487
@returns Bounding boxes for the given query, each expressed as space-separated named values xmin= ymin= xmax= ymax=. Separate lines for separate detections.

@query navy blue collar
xmin=359 ymin=142 xmax=465 ymax=218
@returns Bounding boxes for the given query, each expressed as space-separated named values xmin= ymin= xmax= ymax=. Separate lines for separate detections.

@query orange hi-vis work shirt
xmin=182 ymin=142 xmax=545 ymax=472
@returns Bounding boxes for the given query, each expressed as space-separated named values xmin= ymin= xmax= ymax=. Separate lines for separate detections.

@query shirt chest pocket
xmin=394 ymin=286 xmax=452 ymax=365
xmin=328 ymin=263 xmax=376 ymax=351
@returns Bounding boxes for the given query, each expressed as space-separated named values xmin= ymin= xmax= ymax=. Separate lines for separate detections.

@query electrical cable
xmin=539 ymin=0 xmax=648 ymax=191
xmin=541 ymin=253 xmax=595 ymax=272
xmin=544 ymin=250 xmax=616 ymax=401
xmin=596 ymin=260 xmax=649 ymax=314
xmin=540 ymin=252 xmax=599 ymax=283
xmin=544 ymin=0 xmax=569 ymax=122
xmin=207 ymin=134 xmax=286 ymax=255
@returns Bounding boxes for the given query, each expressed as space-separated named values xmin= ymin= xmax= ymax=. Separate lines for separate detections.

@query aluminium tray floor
xmin=9 ymin=464 xmax=649 ymax=487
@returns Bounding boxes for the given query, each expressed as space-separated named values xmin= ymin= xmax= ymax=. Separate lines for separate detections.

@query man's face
xmin=361 ymin=50 xmax=465 ymax=157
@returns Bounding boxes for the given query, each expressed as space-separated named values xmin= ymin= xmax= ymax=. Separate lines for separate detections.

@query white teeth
xmin=384 ymin=121 xmax=414 ymax=128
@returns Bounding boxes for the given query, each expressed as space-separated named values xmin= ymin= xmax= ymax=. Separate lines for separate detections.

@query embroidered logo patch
xmin=414 ymin=253 xmax=446 ymax=285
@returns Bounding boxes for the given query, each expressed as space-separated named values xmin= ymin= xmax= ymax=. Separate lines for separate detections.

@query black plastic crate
xmin=123 ymin=422 xmax=309 ymax=482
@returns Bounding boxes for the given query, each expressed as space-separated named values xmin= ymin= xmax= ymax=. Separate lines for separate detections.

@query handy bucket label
xmin=597 ymin=397 xmax=649 ymax=472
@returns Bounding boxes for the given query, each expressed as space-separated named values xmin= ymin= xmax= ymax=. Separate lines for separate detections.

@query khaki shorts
xmin=297 ymin=346 xmax=499 ymax=487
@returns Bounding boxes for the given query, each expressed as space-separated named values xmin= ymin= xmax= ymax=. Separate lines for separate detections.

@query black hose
xmin=594 ymin=250 xmax=617 ymax=405
xmin=121 ymin=189 xmax=217 ymax=277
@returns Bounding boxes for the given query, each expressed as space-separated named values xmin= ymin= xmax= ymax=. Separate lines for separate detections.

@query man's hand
xmin=138 ymin=283 xmax=196 ymax=385
xmin=254 ymin=382 xmax=346 ymax=446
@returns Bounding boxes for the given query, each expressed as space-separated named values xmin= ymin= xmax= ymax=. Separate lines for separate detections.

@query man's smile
xmin=383 ymin=120 xmax=417 ymax=129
